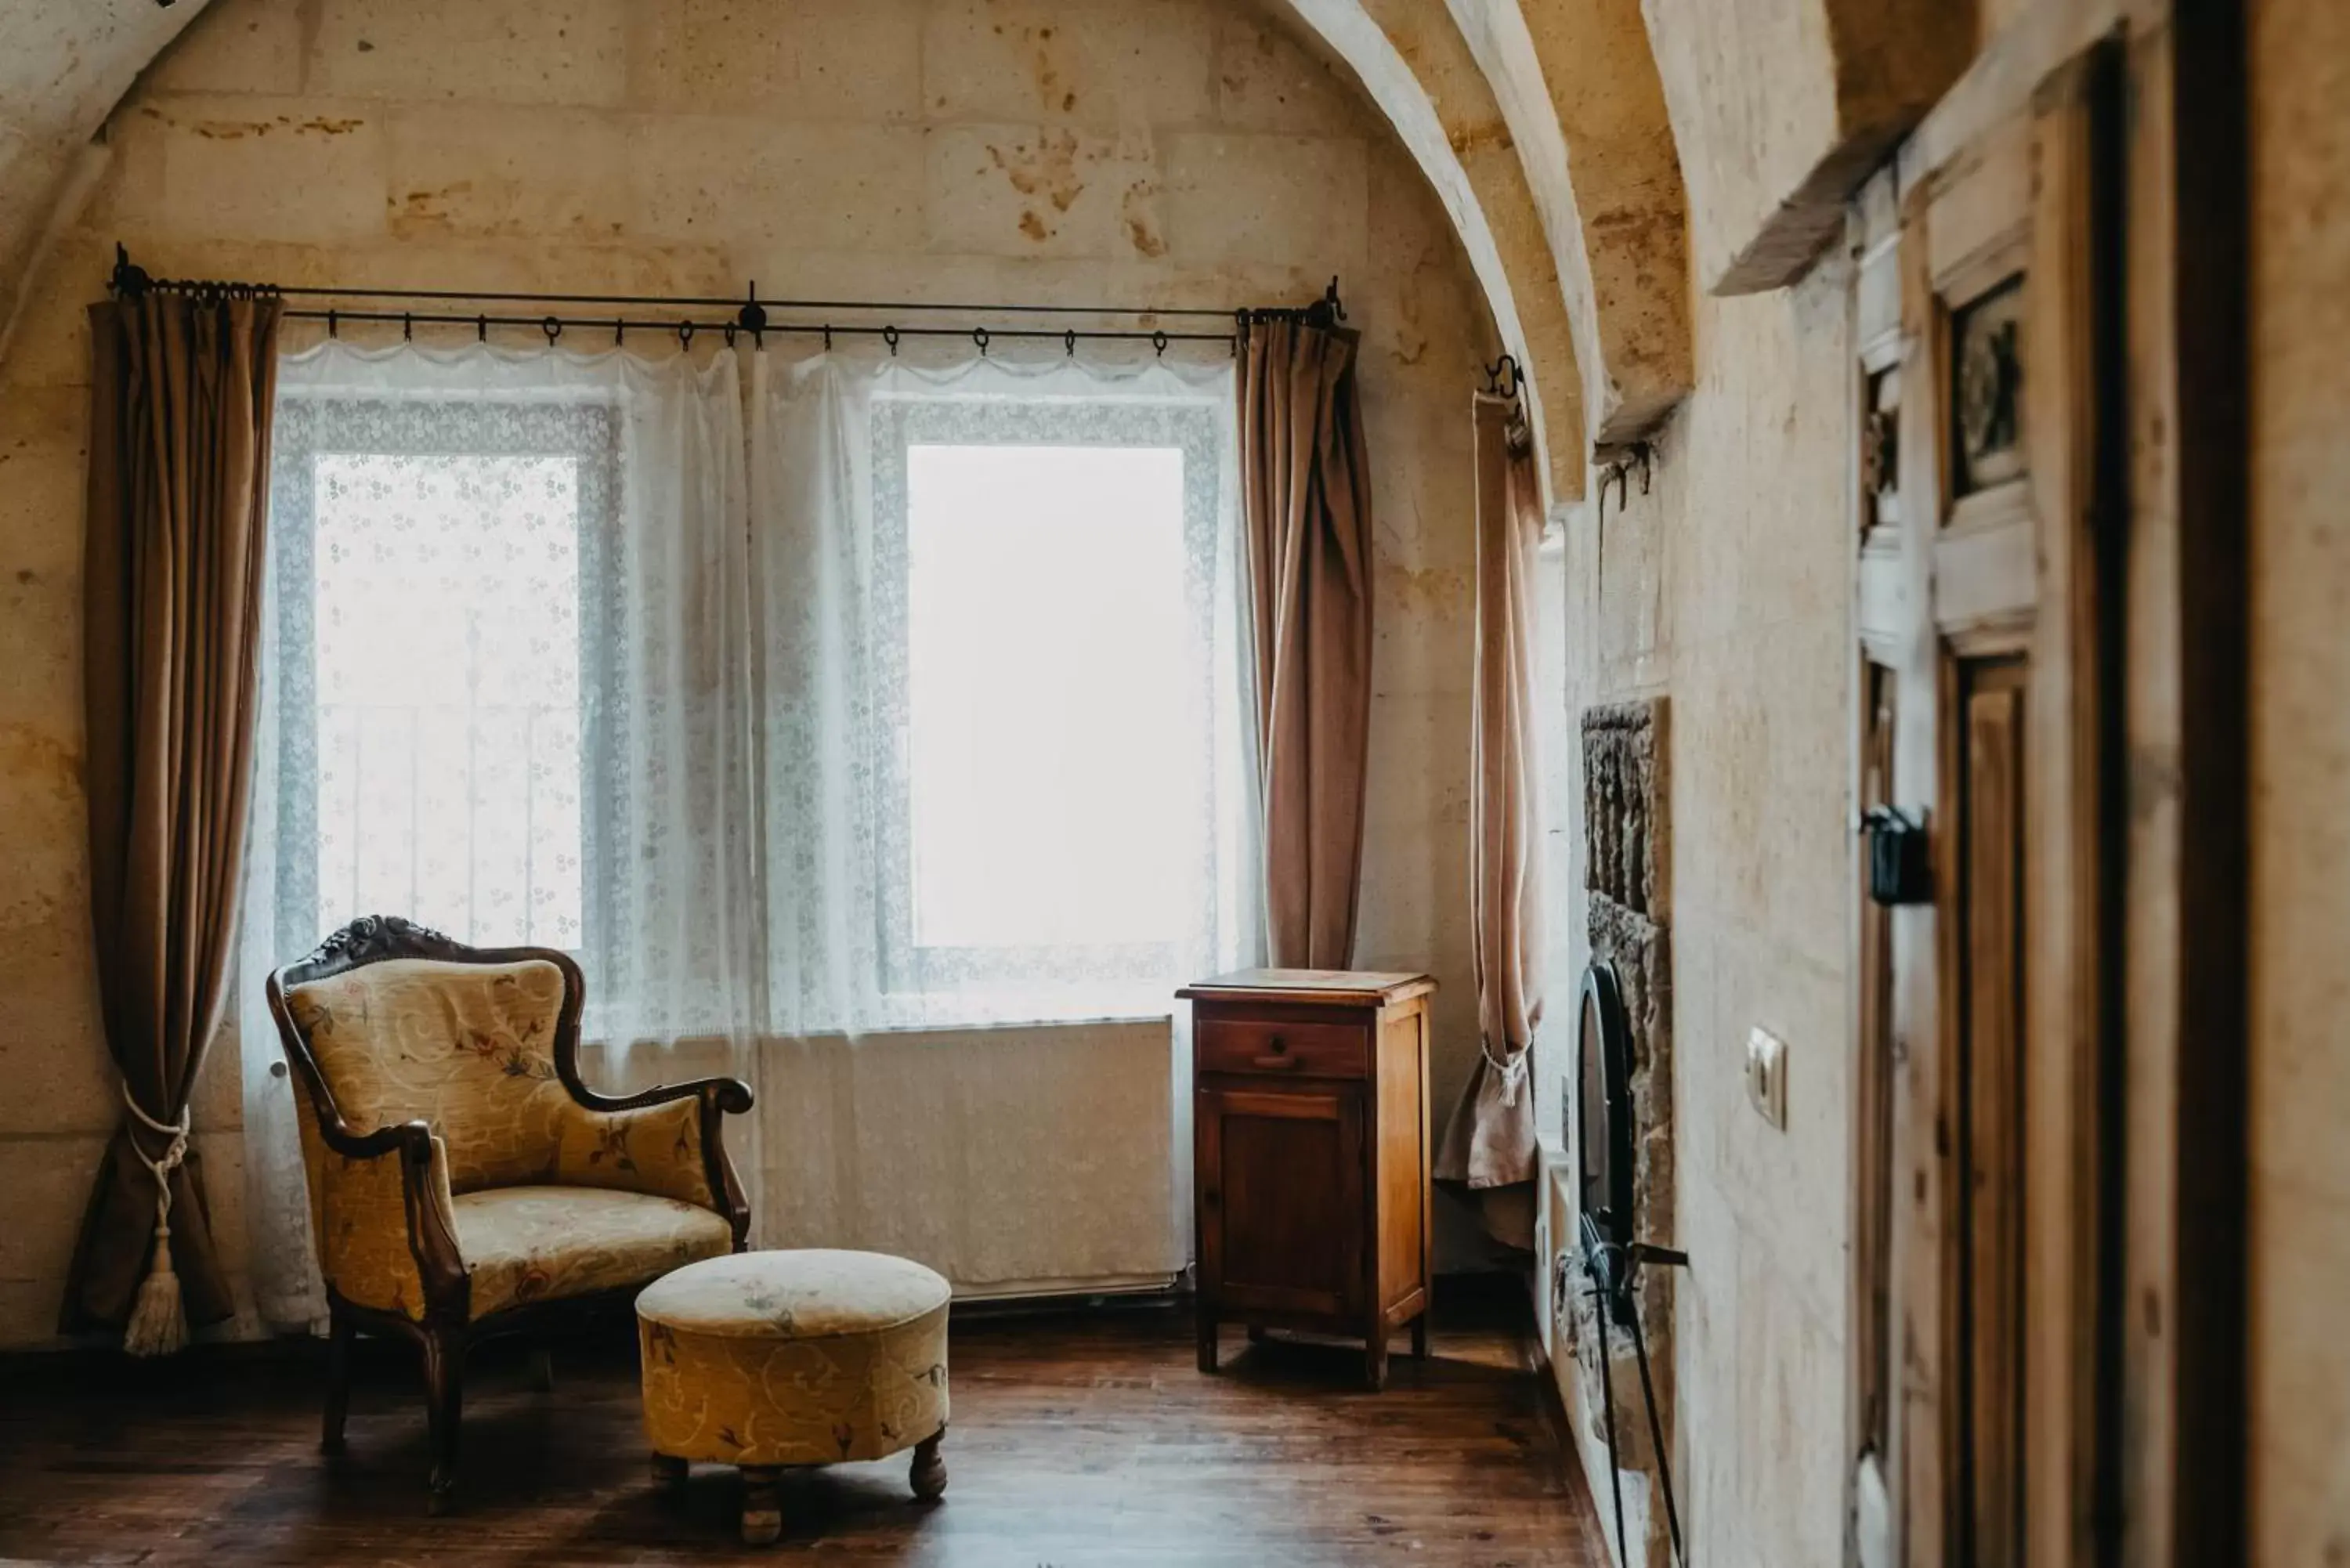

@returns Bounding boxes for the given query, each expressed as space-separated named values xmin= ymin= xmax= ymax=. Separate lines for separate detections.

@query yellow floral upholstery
xmin=290 ymin=1090 xmax=456 ymax=1320
xmin=280 ymin=956 xmax=734 ymax=1321
xmin=456 ymin=1187 xmax=732 ymax=1321
xmin=638 ymin=1251 xmax=951 ymax=1468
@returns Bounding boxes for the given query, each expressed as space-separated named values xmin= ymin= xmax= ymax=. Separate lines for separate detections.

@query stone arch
xmin=1281 ymin=0 xmax=1587 ymax=501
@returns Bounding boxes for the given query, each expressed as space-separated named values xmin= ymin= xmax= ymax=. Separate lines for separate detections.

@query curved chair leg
xmin=910 ymin=1429 xmax=948 ymax=1501
xmin=741 ymin=1465 xmax=785 ymax=1545
xmin=321 ymin=1307 xmax=354 ymax=1457
xmin=422 ymin=1328 xmax=465 ymax=1513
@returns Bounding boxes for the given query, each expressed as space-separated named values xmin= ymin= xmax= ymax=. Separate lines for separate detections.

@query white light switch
xmin=1745 ymin=1026 xmax=1788 ymax=1131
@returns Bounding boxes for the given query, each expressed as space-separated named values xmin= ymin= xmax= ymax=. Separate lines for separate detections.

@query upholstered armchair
xmin=266 ymin=915 xmax=753 ymax=1509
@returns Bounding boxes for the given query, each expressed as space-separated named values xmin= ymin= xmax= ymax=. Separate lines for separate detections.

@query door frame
xmin=1840 ymin=4 xmax=2248 ymax=1565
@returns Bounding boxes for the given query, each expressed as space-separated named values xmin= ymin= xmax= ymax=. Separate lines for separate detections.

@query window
xmin=905 ymin=443 xmax=1189 ymax=951
xmin=265 ymin=398 xmax=612 ymax=957
xmin=866 ymin=392 xmax=1246 ymax=1024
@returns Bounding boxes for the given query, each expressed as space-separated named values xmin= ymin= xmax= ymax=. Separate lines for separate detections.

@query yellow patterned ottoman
xmin=636 ymin=1249 xmax=951 ymax=1545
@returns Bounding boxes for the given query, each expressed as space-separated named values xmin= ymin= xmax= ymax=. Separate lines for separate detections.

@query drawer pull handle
xmin=1250 ymin=1053 xmax=1300 ymax=1069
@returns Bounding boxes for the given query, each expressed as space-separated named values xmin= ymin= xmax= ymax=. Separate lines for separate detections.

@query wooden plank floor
xmin=0 ymin=1290 xmax=1601 ymax=1567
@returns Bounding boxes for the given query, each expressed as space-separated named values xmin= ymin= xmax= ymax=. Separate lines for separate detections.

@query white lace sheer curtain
xmin=237 ymin=340 xmax=1256 ymax=1328
xmin=237 ymin=341 xmax=757 ymax=1331
xmin=751 ymin=346 xmax=1258 ymax=1035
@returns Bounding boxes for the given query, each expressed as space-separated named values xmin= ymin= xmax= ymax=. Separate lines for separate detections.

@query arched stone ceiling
xmin=0 ymin=0 xmax=209 ymax=352
xmin=1640 ymin=0 xmax=1976 ymax=293
xmin=1281 ymin=0 xmax=1586 ymax=502
xmin=1443 ymin=0 xmax=1689 ymax=446
xmin=0 ymin=0 xmax=1977 ymax=471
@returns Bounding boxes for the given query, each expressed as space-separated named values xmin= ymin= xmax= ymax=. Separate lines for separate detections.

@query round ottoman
xmin=637 ymin=1249 xmax=951 ymax=1545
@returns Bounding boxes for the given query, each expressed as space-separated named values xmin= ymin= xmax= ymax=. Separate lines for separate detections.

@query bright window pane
xmin=906 ymin=443 xmax=1187 ymax=949
xmin=310 ymin=453 xmax=583 ymax=948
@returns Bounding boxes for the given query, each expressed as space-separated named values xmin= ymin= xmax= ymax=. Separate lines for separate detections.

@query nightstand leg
xmin=1411 ymin=1313 xmax=1430 ymax=1360
xmin=1365 ymin=1323 xmax=1390 ymax=1391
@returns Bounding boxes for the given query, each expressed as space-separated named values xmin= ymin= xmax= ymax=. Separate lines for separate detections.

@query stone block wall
xmin=0 ymin=0 xmax=1504 ymax=1346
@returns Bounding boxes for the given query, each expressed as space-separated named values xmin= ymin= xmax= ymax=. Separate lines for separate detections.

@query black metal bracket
xmin=1596 ymin=440 xmax=1654 ymax=529
xmin=1483 ymin=352 xmax=1523 ymax=400
xmin=1860 ymin=804 xmax=1932 ymax=905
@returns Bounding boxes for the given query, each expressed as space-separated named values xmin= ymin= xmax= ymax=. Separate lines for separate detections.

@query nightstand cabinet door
xmin=1195 ymin=1083 xmax=1365 ymax=1320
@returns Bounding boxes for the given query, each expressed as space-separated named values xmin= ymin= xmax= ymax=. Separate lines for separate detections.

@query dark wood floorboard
xmin=0 ymin=1286 xmax=1600 ymax=1567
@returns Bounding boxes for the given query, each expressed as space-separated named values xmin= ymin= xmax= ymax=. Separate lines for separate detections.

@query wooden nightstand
xmin=1179 ymin=967 xmax=1437 ymax=1390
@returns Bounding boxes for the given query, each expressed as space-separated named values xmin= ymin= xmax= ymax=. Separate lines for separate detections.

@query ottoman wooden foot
xmin=910 ymin=1430 xmax=948 ymax=1501
xmin=741 ymin=1465 xmax=784 ymax=1545
xmin=650 ymin=1451 xmax=687 ymax=1502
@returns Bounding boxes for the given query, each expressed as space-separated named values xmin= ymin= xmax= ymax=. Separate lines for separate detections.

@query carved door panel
xmin=1853 ymin=39 xmax=2123 ymax=1568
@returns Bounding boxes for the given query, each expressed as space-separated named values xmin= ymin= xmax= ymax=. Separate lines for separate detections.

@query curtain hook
xmin=613 ymin=317 xmax=625 ymax=346
xmin=724 ymin=322 xmax=739 ymax=348
xmin=822 ymin=323 xmax=833 ymax=351
xmin=973 ymin=326 xmax=989 ymax=357
xmin=1152 ymin=329 xmax=1169 ymax=358
xmin=1065 ymin=328 xmax=1077 ymax=357
xmin=402 ymin=311 xmax=413 ymax=342
xmin=327 ymin=308 xmax=338 ymax=339
xmin=678 ymin=320 xmax=696 ymax=351
xmin=884 ymin=325 xmax=900 ymax=357
xmin=476 ymin=313 xmax=487 ymax=343
xmin=542 ymin=315 xmax=562 ymax=347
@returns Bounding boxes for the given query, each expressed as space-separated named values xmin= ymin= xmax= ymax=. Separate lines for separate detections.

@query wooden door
xmin=1195 ymin=1083 xmax=1365 ymax=1319
xmin=1849 ymin=37 xmax=2124 ymax=1568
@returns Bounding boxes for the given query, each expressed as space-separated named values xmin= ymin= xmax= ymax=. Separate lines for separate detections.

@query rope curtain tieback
xmin=1480 ymin=1038 xmax=1531 ymax=1107
xmin=119 ymin=1082 xmax=192 ymax=1357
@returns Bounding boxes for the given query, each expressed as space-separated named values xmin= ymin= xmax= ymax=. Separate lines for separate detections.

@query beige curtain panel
xmin=1238 ymin=315 xmax=1376 ymax=970
xmin=64 ymin=292 xmax=283 ymax=1349
xmin=1437 ymin=392 xmax=1547 ymax=1211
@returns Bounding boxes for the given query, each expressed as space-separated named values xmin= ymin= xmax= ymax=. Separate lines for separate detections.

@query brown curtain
xmin=1238 ymin=314 xmax=1375 ymax=969
xmin=1437 ymin=392 xmax=1546 ymax=1237
xmin=63 ymin=292 xmax=283 ymax=1338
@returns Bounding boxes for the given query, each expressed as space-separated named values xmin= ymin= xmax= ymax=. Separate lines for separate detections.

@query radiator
xmin=750 ymin=1020 xmax=1186 ymax=1296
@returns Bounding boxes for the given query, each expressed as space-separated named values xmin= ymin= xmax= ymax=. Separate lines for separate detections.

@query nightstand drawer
xmin=1196 ymin=1016 xmax=1368 ymax=1078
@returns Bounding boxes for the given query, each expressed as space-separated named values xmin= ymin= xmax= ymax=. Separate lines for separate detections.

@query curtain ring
xmin=402 ymin=311 xmax=413 ymax=341
xmin=1152 ymin=329 xmax=1168 ymax=358
xmin=476 ymin=313 xmax=487 ymax=343
xmin=678 ymin=320 xmax=696 ymax=350
xmin=326 ymin=308 xmax=338 ymax=339
xmin=613 ymin=318 xmax=625 ymax=346
xmin=542 ymin=315 xmax=562 ymax=346
xmin=1065 ymin=328 xmax=1077 ymax=357
xmin=822 ymin=323 xmax=833 ymax=351
xmin=973 ymin=326 xmax=990 ymax=357
xmin=884 ymin=325 xmax=900 ymax=357
xmin=724 ymin=323 xmax=739 ymax=348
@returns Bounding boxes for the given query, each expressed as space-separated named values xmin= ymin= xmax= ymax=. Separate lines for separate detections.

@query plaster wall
xmin=1535 ymin=250 xmax=1853 ymax=1566
xmin=0 ymin=0 xmax=1502 ymax=1347
xmin=2247 ymin=0 xmax=2350 ymax=1559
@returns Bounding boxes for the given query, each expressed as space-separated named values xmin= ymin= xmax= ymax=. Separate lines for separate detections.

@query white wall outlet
xmin=1745 ymin=1026 xmax=1788 ymax=1131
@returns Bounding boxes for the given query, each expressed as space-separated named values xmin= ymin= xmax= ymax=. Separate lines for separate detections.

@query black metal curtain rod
xmin=106 ymin=245 xmax=1346 ymax=349
xmin=277 ymin=307 xmax=1238 ymax=356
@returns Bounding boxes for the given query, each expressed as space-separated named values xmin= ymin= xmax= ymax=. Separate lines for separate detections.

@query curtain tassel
xmin=120 ymin=1085 xmax=192 ymax=1358
xmin=1482 ymin=1038 xmax=1530 ymax=1107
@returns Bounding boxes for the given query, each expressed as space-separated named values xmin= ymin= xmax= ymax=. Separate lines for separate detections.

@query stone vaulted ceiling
xmin=0 ymin=0 xmax=1972 ymax=493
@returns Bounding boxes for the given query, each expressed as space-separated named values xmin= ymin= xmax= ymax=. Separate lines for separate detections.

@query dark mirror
xmin=1575 ymin=960 xmax=1636 ymax=1270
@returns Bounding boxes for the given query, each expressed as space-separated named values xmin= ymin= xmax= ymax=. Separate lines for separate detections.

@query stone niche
xmin=1564 ymin=695 xmax=1676 ymax=1567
